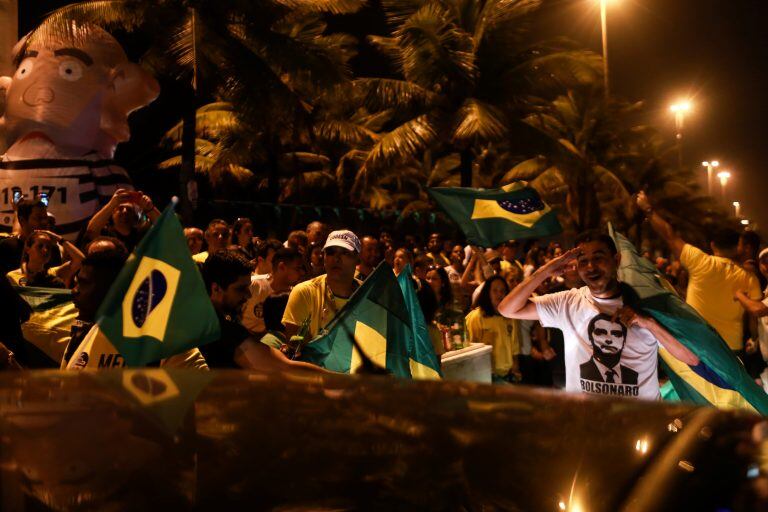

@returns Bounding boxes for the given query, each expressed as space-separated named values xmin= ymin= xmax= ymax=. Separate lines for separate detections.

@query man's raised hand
xmin=636 ymin=191 xmax=652 ymax=214
xmin=540 ymin=247 xmax=579 ymax=278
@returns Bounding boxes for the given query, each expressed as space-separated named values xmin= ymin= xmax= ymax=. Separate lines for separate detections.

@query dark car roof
xmin=0 ymin=370 xmax=761 ymax=511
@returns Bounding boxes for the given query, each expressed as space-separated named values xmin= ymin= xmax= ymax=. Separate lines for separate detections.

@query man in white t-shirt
xmin=241 ymin=248 xmax=306 ymax=336
xmin=734 ymin=248 xmax=768 ymax=391
xmin=499 ymin=230 xmax=699 ymax=400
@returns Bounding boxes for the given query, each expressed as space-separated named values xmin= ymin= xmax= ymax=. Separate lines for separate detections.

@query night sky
xmin=546 ymin=0 xmax=768 ymax=232
xmin=17 ymin=0 xmax=768 ymax=233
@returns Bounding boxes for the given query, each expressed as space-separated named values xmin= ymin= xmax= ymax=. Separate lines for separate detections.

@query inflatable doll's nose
xmin=22 ymin=84 xmax=55 ymax=106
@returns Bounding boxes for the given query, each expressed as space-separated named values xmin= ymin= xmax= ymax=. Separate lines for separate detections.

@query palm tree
xmin=510 ymin=87 xmax=730 ymax=242
xmin=35 ymin=0 xmax=366 ymax=217
xmin=349 ymin=0 xmax=602 ymax=201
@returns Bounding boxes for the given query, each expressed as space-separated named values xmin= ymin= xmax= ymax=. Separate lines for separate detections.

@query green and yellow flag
xmin=397 ymin=265 xmax=441 ymax=380
xmin=299 ymin=263 xmax=440 ymax=379
xmin=15 ymin=286 xmax=77 ymax=366
xmin=610 ymin=225 xmax=768 ymax=414
xmin=428 ymin=182 xmax=561 ymax=247
xmin=66 ymin=202 xmax=220 ymax=369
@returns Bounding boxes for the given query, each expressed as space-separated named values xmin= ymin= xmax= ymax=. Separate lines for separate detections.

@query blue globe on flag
xmin=497 ymin=196 xmax=545 ymax=215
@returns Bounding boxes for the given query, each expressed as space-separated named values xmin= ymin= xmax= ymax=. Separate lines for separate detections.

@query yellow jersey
xmin=681 ymin=244 xmax=761 ymax=350
xmin=465 ymin=307 xmax=520 ymax=376
xmin=282 ymin=274 xmax=357 ymax=339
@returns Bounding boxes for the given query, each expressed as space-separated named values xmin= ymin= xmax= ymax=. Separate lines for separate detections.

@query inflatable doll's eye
xmin=58 ymin=60 xmax=83 ymax=81
xmin=15 ymin=58 xmax=35 ymax=80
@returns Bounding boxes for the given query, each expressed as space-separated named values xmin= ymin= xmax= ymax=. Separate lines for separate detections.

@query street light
xmin=741 ymin=219 xmax=750 ymax=226
xmin=701 ymin=160 xmax=719 ymax=196
xmin=598 ymin=0 xmax=615 ymax=101
xmin=670 ymin=101 xmax=692 ymax=167
xmin=732 ymin=201 xmax=741 ymax=217
xmin=717 ymin=170 xmax=731 ymax=202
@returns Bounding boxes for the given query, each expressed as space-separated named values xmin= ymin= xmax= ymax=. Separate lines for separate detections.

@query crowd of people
xmin=2 ymin=188 xmax=768 ymax=401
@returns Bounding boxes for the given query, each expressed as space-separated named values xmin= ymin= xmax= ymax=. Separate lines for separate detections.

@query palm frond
xmin=353 ymin=114 xmax=439 ymax=197
xmin=313 ymin=120 xmax=379 ymax=146
xmin=166 ymin=10 xmax=198 ymax=84
xmin=499 ymin=156 xmax=548 ymax=183
xmin=452 ymin=98 xmax=508 ymax=142
xmin=279 ymin=152 xmax=331 ymax=173
xmin=396 ymin=3 xmax=477 ymax=87
xmin=367 ymin=35 xmax=402 ymax=62
xmin=380 ymin=0 xmax=429 ymax=26
xmin=163 ymin=107 xmax=243 ymax=142
xmin=355 ymin=78 xmax=438 ymax=111
xmin=362 ymin=114 xmax=438 ymax=170
xmin=427 ymin=153 xmax=460 ymax=186
xmin=475 ymin=0 xmax=540 ymax=46
xmin=272 ymin=0 xmax=366 ymax=15
xmin=30 ymin=1 xmax=146 ymax=48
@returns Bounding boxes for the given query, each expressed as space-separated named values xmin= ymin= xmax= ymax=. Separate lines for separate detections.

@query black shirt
xmin=0 ymin=236 xmax=23 ymax=276
xmin=199 ymin=313 xmax=251 ymax=369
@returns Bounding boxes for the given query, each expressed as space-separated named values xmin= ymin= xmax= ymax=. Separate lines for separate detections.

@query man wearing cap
xmin=282 ymin=230 xmax=362 ymax=340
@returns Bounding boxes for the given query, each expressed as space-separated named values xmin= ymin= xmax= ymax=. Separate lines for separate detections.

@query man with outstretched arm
xmin=498 ymin=230 xmax=699 ymax=400
xmin=636 ymin=191 xmax=760 ymax=355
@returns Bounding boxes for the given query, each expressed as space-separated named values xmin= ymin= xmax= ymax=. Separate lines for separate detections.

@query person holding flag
xmin=62 ymin=245 xmax=209 ymax=369
xmin=637 ymin=191 xmax=761 ymax=355
xmin=282 ymin=230 xmax=363 ymax=341
xmin=498 ymin=231 xmax=700 ymax=400
xmin=199 ymin=250 xmax=324 ymax=372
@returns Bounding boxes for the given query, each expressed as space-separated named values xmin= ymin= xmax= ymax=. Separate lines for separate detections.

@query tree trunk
xmin=460 ymin=147 xmax=473 ymax=188
xmin=267 ymin=133 xmax=280 ymax=200
xmin=179 ymin=98 xmax=197 ymax=224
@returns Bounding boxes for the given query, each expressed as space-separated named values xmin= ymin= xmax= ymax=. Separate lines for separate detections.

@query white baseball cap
xmin=323 ymin=230 xmax=361 ymax=253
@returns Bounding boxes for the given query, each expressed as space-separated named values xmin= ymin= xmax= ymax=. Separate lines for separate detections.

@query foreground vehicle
xmin=0 ymin=370 xmax=765 ymax=511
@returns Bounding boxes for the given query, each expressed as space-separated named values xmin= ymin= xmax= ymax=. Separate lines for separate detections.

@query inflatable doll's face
xmin=5 ymin=44 xmax=108 ymax=146
xmin=0 ymin=27 xmax=159 ymax=156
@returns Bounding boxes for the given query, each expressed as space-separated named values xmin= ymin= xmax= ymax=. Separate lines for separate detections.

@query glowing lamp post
xmin=701 ymin=160 xmax=719 ymax=197
xmin=732 ymin=201 xmax=741 ymax=218
xmin=598 ymin=0 xmax=616 ymax=101
xmin=717 ymin=170 xmax=731 ymax=202
xmin=670 ymin=101 xmax=692 ymax=167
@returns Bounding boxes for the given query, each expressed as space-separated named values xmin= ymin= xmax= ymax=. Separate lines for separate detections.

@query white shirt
xmin=532 ymin=286 xmax=660 ymax=400
xmin=758 ymin=287 xmax=768 ymax=363
xmin=241 ymin=275 xmax=273 ymax=334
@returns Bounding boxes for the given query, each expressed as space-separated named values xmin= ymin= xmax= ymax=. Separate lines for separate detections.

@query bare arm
xmin=85 ymin=189 xmax=131 ymax=239
xmin=136 ymin=193 xmax=161 ymax=223
xmin=43 ymin=231 xmax=84 ymax=287
xmin=637 ymin=191 xmax=685 ymax=259
xmin=235 ymin=339 xmax=328 ymax=373
xmin=615 ymin=306 xmax=699 ymax=366
xmin=461 ymin=249 xmax=479 ymax=288
xmin=283 ymin=322 xmax=299 ymax=340
xmin=735 ymin=290 xmax=768 ymax=318
xmin=498 ymin=248 xmax=578 ymax=321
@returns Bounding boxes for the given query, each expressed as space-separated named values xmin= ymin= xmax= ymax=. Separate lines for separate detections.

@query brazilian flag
xmin=397 ymin=265 xmax=441 ymax=380
xmin=84 ymin=202 xmax=220 ymax=367
xmin=300 ymin=263 xmax=438 ymax=379
xmin=610 ymin=225 xmax=768 ymax=415
xmin=15 ymin=286 xmax=77 ymax=366
xmin=428 ymin=182 xmax=561 ymax=247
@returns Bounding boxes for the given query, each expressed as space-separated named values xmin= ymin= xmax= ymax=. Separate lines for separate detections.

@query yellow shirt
xmin=426 ymin=252 xmax=450 ymax=267
xmin=6 ymin=266 xmax=63 ymax=287
xmin=192 ymin=251 xmax=209 ymax=263
xmin=681 ymin=244 xmax=761 ymax=350
xmin=282 ymin=274 xmax=354 ymax=339
xmin=465 ymin=308 xmax=520 ymax=376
